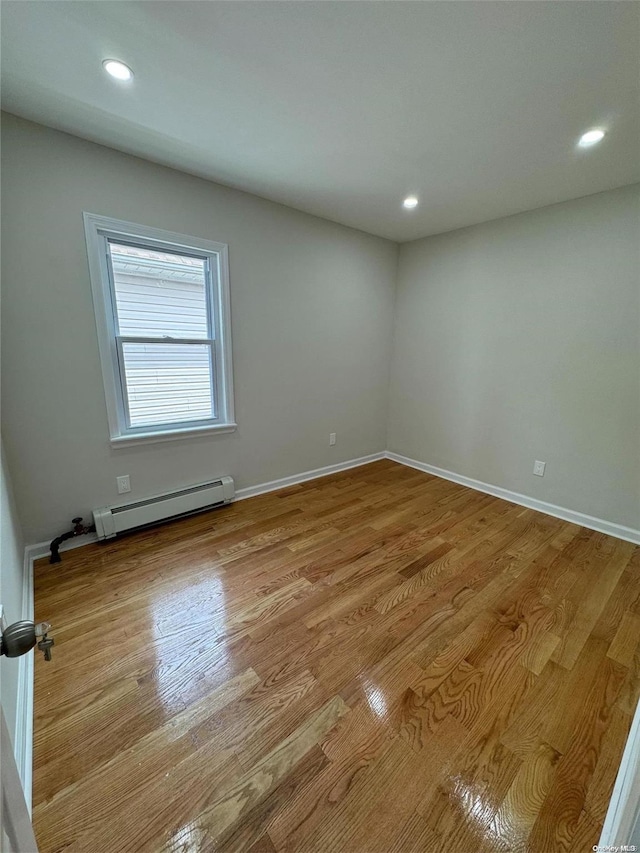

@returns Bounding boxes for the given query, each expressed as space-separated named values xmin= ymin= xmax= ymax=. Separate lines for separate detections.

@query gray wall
xmin=2 ymin=114 xmax=639 ymax=544
xmin=388 ymin=184 xmax=640 ymax=530
xmin=1 ymin=114 xmax=398 ymax=543
xmin=1 ymin=442 xmax=25 ymax=749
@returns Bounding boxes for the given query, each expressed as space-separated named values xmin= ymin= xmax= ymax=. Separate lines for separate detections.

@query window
xmin=84 ymin=214 xmax=235 ymax=445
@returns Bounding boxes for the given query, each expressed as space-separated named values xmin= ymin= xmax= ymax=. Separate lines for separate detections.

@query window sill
xmin=110 ymin=423 xmax=237 ymax=448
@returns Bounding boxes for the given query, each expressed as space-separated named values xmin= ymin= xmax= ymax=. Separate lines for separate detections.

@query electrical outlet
xmin=329 ymin=433 xmax=336 ymax=446
xmin=117 ymin=474 xmax=131 ymax=494
xmin=533 ymin=460 xmax=546 ymax=477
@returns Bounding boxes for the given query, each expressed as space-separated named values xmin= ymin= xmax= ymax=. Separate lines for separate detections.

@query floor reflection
xmin=362 ymin=679 xmax=388 ymax=720
xmin=148 ymin=574 xmax=230 ymax=714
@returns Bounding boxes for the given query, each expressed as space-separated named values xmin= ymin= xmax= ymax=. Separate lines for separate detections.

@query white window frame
xmin=83 ymin=213 xmax=236 ymax=446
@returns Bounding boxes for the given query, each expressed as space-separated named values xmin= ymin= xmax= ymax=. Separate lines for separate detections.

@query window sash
xmin=106 ymin=236 xmax=215 ymax=340
xmin=115 ymin=336 xmax=219 ymax=433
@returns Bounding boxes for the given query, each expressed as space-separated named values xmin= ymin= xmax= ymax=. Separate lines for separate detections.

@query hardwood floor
xmin=32 ymin=459 xmax=640 ymax=853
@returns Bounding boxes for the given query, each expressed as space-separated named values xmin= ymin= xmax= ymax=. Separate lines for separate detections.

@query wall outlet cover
xmin=116 ymin=475 xmax=131 ymax=494
xmin=533 ymin=460 xmax=546 ymax=477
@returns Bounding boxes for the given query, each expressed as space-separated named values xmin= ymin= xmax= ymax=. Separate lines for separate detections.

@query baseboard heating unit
xmin=93 ymin=477 xmax=235 ymax=539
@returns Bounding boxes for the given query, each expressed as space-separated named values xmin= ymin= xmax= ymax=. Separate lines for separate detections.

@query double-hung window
xmin=84 ymin=214 xmax=235 ymax=444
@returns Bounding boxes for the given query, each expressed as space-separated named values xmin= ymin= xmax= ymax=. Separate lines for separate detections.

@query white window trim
xmin=83 ymin=213 xmax=236 ymax=445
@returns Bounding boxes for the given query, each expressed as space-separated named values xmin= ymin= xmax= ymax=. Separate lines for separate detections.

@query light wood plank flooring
xmin=32 ymin=459 xmax=640 ymax=852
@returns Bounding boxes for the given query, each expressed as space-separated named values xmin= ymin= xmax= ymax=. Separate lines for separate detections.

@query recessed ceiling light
xmin=403 ymin=196 xmax=419 ymax=210
xmin=102 ymin=59 xmax=134 ymax=81
xmin=578 ymin=128 xmax=605 ymax=148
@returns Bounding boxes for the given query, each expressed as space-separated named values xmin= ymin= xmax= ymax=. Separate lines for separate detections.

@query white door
xmin=1 ymin=708 xmax=38 ymax=853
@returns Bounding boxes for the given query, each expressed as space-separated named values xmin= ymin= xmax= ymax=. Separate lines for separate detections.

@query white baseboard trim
xmin=385 ymin=451 xmax=640 ymax=545
xmin=234 ymin=452 xmax=387 ymax=501
xmin=15 ymin=545 xmax=35 ymax=814
xmin=599 ymin=695 xmax=640 ymax=847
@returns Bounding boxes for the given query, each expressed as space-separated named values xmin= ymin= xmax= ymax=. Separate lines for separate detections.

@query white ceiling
xmin=2 ymin=1 xmax=639 ymax=242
